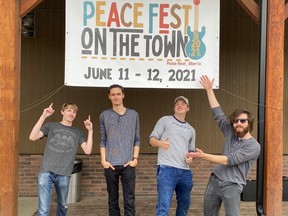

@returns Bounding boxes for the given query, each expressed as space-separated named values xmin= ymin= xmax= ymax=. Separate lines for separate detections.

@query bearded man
xmin=187 ymin=75 xmax=261 ymax=216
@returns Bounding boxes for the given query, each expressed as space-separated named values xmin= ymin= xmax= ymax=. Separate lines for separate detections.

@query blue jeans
xmin=104 ymin=166 xmax=136 ymax=216
xmin=204 ymin=173 xmax=241 ymax=216
xmin=156 ymin=165 xmax=193 ymax=216
xmin=38 ymin=171 xmax=71 ymax=216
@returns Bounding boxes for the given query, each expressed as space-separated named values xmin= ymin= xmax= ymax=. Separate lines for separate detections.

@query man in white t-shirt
xmin=149 ymin=96 xmax=196 ymax=216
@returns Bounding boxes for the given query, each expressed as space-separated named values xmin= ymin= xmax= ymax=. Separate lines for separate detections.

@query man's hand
xmin=200 ymin=75 xmax=214 ymax=91
xmin=124 ymin=159 xmax=138 ymax=167
xmin=101 ymin=160 xmax=115 ymax=170
xmin=185 ymin=156 xmax=193 ymax=164
xmin=187 ymin=148 xmax=228 ymax=165
xmin=186 ymin=148 xmax=204 ymax=158
xmin=160 ymin=138 xmax=170 ymax=150
xmin=84 ymin=115 xmax=93 ymax=131
xmin=199 ymin=75 xmax=220 ymax=108
xmin=29 ymin=103 xmax=54 ymax=141
xmin=42 ymin=103 xmax=55 ymax=118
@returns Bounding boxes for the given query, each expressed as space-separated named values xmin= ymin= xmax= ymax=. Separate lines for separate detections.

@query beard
xmin=233 ymin=125 xmax=250 ymax=138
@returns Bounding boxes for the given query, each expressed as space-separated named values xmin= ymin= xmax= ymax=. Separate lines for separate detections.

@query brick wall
xmin=19 ymin=154 xmax=286 ymax=197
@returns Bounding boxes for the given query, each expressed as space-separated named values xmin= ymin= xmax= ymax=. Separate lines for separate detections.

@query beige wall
xmin=19 ymin=0 xmax=288 ymax=154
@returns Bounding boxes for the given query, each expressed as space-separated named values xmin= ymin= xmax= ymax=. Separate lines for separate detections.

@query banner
xmin=65 ymin=0 xmax=220 ymax=88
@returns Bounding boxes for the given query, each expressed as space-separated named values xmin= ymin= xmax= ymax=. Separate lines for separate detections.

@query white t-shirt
xmin=149 ymin=115 xmax=196 ymax=170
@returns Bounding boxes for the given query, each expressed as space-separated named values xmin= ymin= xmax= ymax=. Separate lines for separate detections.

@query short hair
xmin=108 ymin=84 xmax=124 ymax=94
xmin=228 ymin=109 xmax=254 ymax=132
xmin=61 ymin=103 xmax=78 ymax=112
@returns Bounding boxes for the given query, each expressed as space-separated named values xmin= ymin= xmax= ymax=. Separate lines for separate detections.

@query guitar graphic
xmin=185 ymin=0 xmax=206 ymax=60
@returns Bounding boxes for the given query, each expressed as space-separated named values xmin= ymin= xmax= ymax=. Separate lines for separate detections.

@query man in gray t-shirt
xmin=149 ymin=96 xmax=195 ymax=216
xmin=29 ymin=103 xmax=93 ymax=216
xmin=187 ymin=75 xmax=261 ymax=216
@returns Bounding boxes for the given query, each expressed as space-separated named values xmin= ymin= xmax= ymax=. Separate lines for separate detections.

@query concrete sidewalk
xmin=18 ymin=197 xmax=38 ymax=216
xmin=18 ymin=194 xmax=288 ymax=216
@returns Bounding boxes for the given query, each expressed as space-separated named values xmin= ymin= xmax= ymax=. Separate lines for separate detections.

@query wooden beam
xmin=285 ymin=3 xmax=288 ymax=20
xmin=264 ymin=0 xmax=285 ymax=215
xmin=236 ymin=0 xmax=260 ymax=24
xmin=20 ymin=0 xmax=43 ymax=18
xmin=0 ymin=1 xmax=20 ymax=215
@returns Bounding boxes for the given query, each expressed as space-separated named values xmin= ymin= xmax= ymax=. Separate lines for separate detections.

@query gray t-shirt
xmin=99 ymin=108 xmax=140 ymax=166
xmin=211 ymin=106 xmax=261 ymax=191
xmin=40 ymin=122 xmax=85 ymax=176
xmin=149 ymin=115 xmax=196 ymax=170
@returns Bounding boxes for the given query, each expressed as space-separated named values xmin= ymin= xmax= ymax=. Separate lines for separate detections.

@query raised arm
xmin=81 ymin=115 xmax=93 ymax=154
xmin=29 ymin=103 xmax=55 ymax=141
xmin=199 ymin=75 xmax=220 ymax=108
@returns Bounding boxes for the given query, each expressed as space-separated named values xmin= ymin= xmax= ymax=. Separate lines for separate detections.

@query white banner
xmin=65 ymin=0 xmax=220 ymax=88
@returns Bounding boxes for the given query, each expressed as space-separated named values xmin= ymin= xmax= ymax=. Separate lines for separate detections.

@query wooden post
xmin=264 ymin=0 xmax=285 ymax=215
xmin=0 ymin=1 xmax=20 ymax=216
xmin=0 ymin=0 xmax=42 ymax=215
xmin=0 ymin=1 xmax=43 ymax=214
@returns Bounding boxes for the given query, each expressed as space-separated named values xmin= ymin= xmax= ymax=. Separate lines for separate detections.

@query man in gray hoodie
xmin=187 ymin=75 xmax=261 ymax=216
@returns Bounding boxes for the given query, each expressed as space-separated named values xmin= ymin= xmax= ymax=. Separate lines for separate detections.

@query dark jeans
xmin=104 ymin=166 xmax=136 ymax=216
xmin=204 ymin=173 xmax=241 ymax=216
